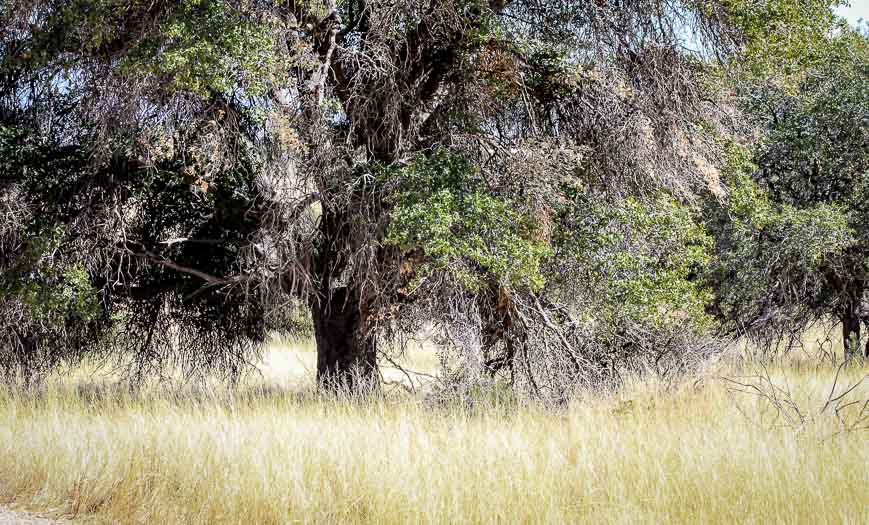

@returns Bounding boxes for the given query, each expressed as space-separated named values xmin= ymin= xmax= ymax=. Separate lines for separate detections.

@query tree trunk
xmin=311 ymin=286 xmax=378 ymax=389
xmin=841 ymin=309 xmax=861 ymax=359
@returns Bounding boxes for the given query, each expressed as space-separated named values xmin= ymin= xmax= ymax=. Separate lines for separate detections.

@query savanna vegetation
xmin=0 ymin=0 xmax=867 ymax=522
xmin=0 ymin=341 xmax=866 ymax=524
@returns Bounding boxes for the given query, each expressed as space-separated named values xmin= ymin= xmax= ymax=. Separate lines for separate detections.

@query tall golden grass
xmin=0 ymin=340 xmax=866 ymax=524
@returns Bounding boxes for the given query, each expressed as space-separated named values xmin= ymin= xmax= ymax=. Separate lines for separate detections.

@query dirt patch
xmin=0 ymin=506 xmax=68 ymax=524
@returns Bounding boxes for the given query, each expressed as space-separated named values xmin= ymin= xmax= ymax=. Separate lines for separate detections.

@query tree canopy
xmin=709 ymin=25 xmax=869 ymax=357
xmin=1 ymin=0 xmax=861 ymax=396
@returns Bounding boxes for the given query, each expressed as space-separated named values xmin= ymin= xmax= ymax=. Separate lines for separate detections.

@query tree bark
xmin=841 ymin=308 xmax=861 ymax=359
xmin=309 ymin=200 xmax=379 ymax=390
xmin=311 ymin=285 xmax=378 ymax=390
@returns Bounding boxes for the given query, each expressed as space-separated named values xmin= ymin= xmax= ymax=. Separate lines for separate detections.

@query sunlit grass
xmin=0 ymin=340 xmax=866 ymax=524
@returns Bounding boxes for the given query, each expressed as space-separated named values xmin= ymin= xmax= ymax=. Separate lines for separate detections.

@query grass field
xmin=0 ymin=338 xmax=866 ymax=524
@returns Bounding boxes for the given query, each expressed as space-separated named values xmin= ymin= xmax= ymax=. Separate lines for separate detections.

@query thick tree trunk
xmin=841 ymin=309 xmax=861 ymax=359
xmin=839 ymin=276 xmax=867 ymax=359
xmin=310 ymin=274 xmax=379 ymax=390
xmin=308 ymin=173 xmax=382 ymax=390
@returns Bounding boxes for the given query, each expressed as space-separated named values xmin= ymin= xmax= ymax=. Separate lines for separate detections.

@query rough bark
xmin=310 ymin=202 xmax=379 ymax=390
xmin=841 ymin=308 xmax=861 ymax=359
xmin=311 ymin=285 xmax=378 ymax=389
xmin=839 ymin=278 xmax=866 ymax=359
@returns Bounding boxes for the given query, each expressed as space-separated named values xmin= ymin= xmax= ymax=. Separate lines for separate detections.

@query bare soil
xmin=0 ymin=506 xmax=68 ymax=524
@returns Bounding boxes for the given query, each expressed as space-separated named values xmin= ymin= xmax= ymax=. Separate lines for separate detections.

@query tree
xmin=708 ymin=27 xmax=869 ymax=358
xmin=1 ymin=0 xmax=758 ymax=392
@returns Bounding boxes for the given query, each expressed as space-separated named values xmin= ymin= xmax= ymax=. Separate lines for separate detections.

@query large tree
xmin=709 ymin=25 xmax=869 ymax=358
xmin=1 ymin=0 xmax=763 ymax=390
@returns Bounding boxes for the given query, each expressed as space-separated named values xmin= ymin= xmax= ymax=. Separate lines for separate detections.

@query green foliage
xmin=728 ymin=172 xmax=855 ymax=267
xmin=757 ymin=30 xmax=869 ymax=207
xmin=556 ymin=192 xmax=714 ymax=331
xmin=716 ymin=171 xmax=857 ymax=307
xmin=1 ymin=125 xmax=101 ymax=329
xmin=123 ymin=0 xmax=284 ymax=96
xmin=0 ymin=225 xmax=101 ymax=326
xmin=708 ymin=144 xmax=861 ymax=337
xmin=17 ymin=1 xmax=286 ymax=97
xmin=712 ymin=0 xmax=846 ymax=81
xmin=704 ymin=26 xmax=869 ymax=350
xmin=385 ymin=150 xmax=551 ymax=292
xmin=609 ymin=196 xmax=713 ymax=330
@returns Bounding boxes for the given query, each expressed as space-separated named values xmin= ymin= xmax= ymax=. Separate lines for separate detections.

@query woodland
xmin=1 ymin=0 xmax=867 ymax=400
xmin=0 ymin=3 xmax=867 ymax=523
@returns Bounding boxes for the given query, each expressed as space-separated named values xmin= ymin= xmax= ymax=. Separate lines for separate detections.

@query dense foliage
xmin=708 ymin=27 xmax=869 ymax=357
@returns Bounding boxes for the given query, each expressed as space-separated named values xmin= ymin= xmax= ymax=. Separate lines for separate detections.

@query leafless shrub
xmin=724 ymin=360 xmax=869 ymax=439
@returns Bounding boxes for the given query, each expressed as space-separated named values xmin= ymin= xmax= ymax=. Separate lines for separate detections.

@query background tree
xmin=708 ymin=25 xmax=869 ymax=358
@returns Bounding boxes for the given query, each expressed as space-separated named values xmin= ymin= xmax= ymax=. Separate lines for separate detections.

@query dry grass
xmin=0 ymin=340 xmax=866 ymax=524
